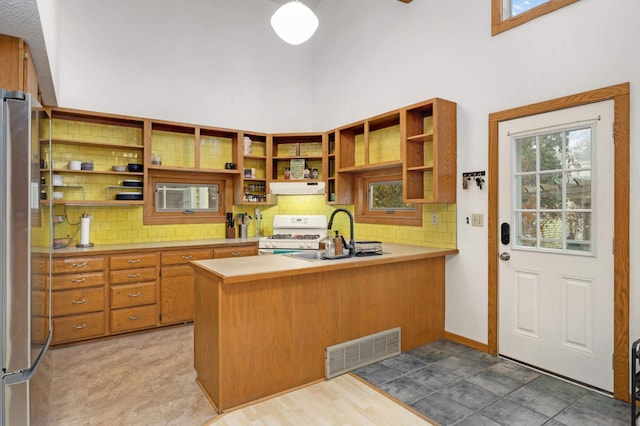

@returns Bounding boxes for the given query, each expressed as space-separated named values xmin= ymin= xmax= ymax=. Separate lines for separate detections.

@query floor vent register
xmin=325 ymin=327 xmax=401 ymax=379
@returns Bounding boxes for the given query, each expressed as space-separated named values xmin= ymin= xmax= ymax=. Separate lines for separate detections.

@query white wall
xmin=55 ymin=0 xmax=315 ymax=132
xmin=51 ymin=0 xmax=639 ymax=345
xmin=311 ymin=0 xmax=639 ymax=344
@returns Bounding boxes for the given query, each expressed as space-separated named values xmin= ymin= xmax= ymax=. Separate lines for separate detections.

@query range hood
xmin=269 ymin=181 xmax=326 ymax=195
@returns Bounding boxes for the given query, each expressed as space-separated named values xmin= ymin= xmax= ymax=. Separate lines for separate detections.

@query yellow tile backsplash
xmin=38 ymin=119 xmax=456 ymax=249
xmin=151 ymin=130 xmax=195 ymax=168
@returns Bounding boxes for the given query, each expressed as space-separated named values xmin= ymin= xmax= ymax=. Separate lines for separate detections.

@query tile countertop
xmin=191 ymin=243 xmax=458 ymax=284
xmin=37 ymin=237 xmax=262 ymax=256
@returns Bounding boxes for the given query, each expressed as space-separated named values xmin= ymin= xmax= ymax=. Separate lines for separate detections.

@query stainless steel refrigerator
xmin=1 ymin=89 xmax=52 ymax=425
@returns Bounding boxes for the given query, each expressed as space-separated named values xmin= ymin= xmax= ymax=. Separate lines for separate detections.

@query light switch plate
xmin=471 ymin=214 xmax=483 ymax=227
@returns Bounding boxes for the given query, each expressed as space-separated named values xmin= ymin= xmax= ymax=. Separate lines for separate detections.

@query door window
xmin=512 ymin=123 xmax=594 ymax=254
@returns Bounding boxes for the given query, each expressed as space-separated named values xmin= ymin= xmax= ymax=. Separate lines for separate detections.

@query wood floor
xmin=210 ymin=375 xmax=433 ymax=426
xmin=48 ymin=324 xmax=434 ymax=425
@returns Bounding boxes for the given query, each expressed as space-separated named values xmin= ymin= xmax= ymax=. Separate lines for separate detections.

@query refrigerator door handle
xmin=5 ymin=330 xmax=53 ymax=385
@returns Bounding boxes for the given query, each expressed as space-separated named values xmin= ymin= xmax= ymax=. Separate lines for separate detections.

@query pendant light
xmin=271 ymin=0 xmax=319 ymax=45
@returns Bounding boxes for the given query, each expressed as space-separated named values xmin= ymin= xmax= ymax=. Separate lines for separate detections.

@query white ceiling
xmin=0 ymin=0 xmax=57 ymax=104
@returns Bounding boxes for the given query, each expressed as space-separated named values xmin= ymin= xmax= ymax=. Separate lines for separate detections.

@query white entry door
xmin=498 ymin=100 xmax=615 ymax=392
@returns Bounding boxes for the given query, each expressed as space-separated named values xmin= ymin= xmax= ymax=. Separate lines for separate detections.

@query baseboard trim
xmin=444 ymin=331 xmax=489 ymax=353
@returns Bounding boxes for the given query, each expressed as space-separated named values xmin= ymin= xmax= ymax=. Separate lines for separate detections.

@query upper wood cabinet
xmin=270 ymin=133 xmax=325 ymax=181
xmin=235 ymin=131 xmax=274 ymax=205
xmin=0 ymin=34 xmax=39 ymax=102
xmin=40 ymin=108 xmax=145 ymax=207
xmin=328 ymin=98 xmax=456 ymax=204
xmin=147 ymin=121 xmax=239 ymax=172
xmin=402 ymin=98 xmax=457 ymax=203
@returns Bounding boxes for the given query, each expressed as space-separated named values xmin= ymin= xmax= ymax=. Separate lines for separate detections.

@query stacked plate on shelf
xmin=116 ymin=179 xmax=143 ymax=200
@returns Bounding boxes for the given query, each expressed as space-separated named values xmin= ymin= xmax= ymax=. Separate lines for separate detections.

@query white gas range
xmin=258 ymin=215 xmax=327 ymax=254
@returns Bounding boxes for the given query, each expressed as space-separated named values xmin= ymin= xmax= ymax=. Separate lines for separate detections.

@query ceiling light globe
xmin=271 ymin=1 xmax=319 ymax=45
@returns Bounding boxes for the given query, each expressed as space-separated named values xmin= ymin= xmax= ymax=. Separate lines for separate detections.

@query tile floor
xmin=354 ymin=339 xmax=630 ymax=426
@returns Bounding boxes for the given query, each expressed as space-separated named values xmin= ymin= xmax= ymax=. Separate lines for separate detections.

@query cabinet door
xmin=160 ymin=264 xmax=195 ymax=325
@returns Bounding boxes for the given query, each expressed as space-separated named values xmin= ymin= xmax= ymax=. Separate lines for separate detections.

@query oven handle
xmin=259 ymin=249 xmax=306 ymax=255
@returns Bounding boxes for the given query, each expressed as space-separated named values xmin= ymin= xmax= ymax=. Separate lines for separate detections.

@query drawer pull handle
xmin=72 ymin=323 xmax=87 ymax=329
xmin=72 ymin=298 xmax=86 ymax=304
xmin=182 ymin=255 xmax=193 ymax=260
xmin=231 ymin=252 xmax=241 ymax=256
xmin=128 ymin=315 xmax=141 ymax=321
xmin=72 ymin=262 xmax=87 ymax=268
xmin=128 ymin=259 xmax=141 ymax=264
xmin=128 ymin=273 xmax=141 ymax=278
xmin=72 ymin=278 xmax=86 ymax=283
xmin=128 ymin=292 xmax=141 ymax=298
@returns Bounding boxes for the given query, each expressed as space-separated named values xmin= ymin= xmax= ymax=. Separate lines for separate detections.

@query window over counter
xmin=491 ymin=0 xmax=580 ymax=36
xmin=144 ymin=169 xmax=233 ymax=225
xmin=354 ymin=168 xmax=422 ymax=226
xmin=155 ymin=183 xmax=220 ymax=212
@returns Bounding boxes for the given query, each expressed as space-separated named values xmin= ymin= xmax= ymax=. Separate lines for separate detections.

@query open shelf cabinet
xmin=270 ymin=133 xmax=324 ymax=181
xmin=235 ymin=131 xmax=275 ymax=205
xmin=402 ymin=98 xmax=457 ymax=203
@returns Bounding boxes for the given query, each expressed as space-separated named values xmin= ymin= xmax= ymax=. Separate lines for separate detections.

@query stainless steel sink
xmin=285 ymin=251 xmax=355 ymax=261
xmin=285 ymin=251 xmax=326 ymax=261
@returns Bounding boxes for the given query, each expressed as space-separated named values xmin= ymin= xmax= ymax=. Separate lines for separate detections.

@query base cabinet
xmin=109 ymin=252 xmax=159 ymax=334
xmin=49 ymin=242 xmax=258 ymax=345
xmin=50 ymin=256 xmax=107 ymax=344
xmin=160 ymin=248 xmax=212 ymax=325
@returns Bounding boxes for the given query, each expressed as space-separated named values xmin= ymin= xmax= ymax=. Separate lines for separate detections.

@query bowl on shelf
xmin=53 ymin=191 xmax=64 ymax=200
xmin=68 ymin=160 xmax=82 ymax=170
xmin=112 ymin=165 xmax=127 ymax=172
xmin=80 ymin=162 xmax=94 ymax=171
xmin=127 ymin=163 xmax=143 ymax=172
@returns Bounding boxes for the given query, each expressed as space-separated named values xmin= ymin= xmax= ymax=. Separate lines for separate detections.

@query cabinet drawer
xmin=111 ymin=305 xmax=158 ymax=333
xmin=32 ymin=274 xmax=48 ymax=290
xmin=212 ymin=245 xmax=258 ymax=259
xmin=110 ymin=252 xmax=158 ymax=270
xmin=111 ymin=282 xmax=157 ymax=309
xmin=110 ymin=267 xmax=157 ymax=284
xmin=52 ymin=287 xmax=105 ymax=316
xmin=51 ymin=271 xmax=105 ymax=291
xmin=52 ymin=256 xmax=105 ymax=273
xmin=32 ymin=257 xmax=49 ymax=274
xmin=52 ymin=312 xmax=105 ymax=344
xmin=161 ymin=248 xmax=211 ymax=265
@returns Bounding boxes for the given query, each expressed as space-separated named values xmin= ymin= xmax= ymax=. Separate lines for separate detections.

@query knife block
xmin=226 ymin=227 xmax=236 ymax=239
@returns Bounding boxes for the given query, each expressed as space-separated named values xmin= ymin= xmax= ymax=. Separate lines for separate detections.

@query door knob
xmin=499 ymin=252 xmax=510 ymax=261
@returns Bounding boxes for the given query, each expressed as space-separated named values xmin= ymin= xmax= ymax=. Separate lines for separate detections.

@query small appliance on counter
xmin=258 ymin=215 xmax=327 ymax=254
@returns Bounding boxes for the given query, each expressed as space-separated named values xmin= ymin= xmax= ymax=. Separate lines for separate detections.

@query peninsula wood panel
xmin=194 ymin=256 xmax=445 ymax=412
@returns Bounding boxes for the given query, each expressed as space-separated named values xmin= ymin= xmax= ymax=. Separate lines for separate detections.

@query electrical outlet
xmin=431 ymin=214 xmax=438 ymax=225
xmin=471 ymin=214 xmax=483 ymax=227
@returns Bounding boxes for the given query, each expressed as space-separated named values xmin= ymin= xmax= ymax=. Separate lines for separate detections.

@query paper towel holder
xmin=76 ymin=213 xmax=94 ymax=248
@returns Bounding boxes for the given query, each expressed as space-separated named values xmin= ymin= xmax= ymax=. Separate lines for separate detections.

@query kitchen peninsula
xmin=191 ymin=244 xmax=457 ymax=413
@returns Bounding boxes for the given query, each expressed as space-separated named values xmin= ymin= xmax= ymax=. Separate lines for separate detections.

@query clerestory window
xmin=492 ymin=0 xmax=580 ymax=36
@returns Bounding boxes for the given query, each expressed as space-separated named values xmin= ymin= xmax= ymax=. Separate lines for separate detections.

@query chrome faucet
xmin=328 ymin=208 xmax=355 ymax=255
